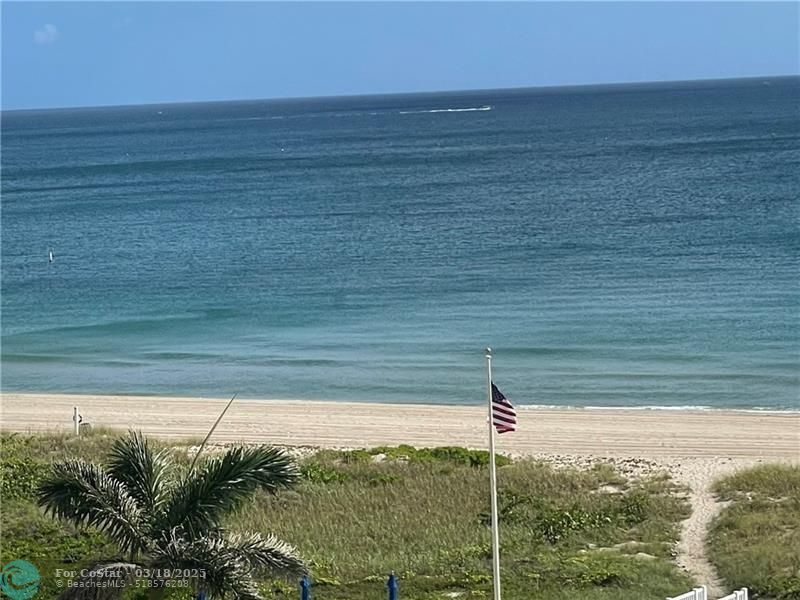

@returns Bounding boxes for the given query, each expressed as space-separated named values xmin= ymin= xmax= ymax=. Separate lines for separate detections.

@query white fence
xmin=717 ymin=590 xmax=748 ymax=600
xmin=667 ymin=587 xmax=748 ymax=600
xmin=668 ymin=586 xmax=707 ymax=600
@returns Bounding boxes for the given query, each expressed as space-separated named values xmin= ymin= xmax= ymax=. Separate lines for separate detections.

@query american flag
xmin=491 ymin=383 xmax=517 ymax=433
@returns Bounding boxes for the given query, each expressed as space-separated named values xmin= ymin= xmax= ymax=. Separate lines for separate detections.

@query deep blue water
xmin=2 ymin=77 xmax=798 ymax=408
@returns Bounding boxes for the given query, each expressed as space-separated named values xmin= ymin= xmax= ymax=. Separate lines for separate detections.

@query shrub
xmin=535 ymin=505 xmax=612 ymax=544
xmin=0 ymin=435 xmax=48 ymax=501
xmin=300 ymin=463 xmax=348 ymax=484
xmin=618 ymin=490 xmax=651 ymax=525
xmin=369 ymin=445 xmax=511 ymax=467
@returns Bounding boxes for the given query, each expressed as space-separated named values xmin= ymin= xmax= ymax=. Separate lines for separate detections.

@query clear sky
xmin=2 ymin=1 xmax=798 ymax=110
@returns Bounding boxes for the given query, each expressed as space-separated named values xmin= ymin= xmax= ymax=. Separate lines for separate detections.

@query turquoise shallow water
xmin=2 ymin=77 xmax=798 ymax=408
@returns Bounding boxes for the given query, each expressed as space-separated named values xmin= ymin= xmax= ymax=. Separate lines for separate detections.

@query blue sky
xmin=2 ymin=2 xmax=798 ymax=110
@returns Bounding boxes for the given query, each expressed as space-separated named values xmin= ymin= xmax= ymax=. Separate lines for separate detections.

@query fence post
xmin=387 ymin=572 xmax=398 ymax=600
xmin=73 ymin=407 xmax=80 ymax=436
xmin=696 ymin=586 xmax=707 ymax=600
xmin=300 ymin=575 xmax=310 ymax=600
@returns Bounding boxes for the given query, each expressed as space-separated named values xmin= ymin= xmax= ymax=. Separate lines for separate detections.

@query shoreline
xmin=2 ymin=392 xmax=798 ymax=460
xmin=525 ymin=404 xmax=800 ymax=414
xmin=2 ymin=390 xmax=798 ymax=414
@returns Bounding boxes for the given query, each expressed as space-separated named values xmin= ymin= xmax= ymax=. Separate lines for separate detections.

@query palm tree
xmin=37 ymin=431 xmax=307 ymax=599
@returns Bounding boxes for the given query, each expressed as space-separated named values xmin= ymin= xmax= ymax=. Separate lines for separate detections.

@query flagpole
xmin=485 ymin=347 xmax=502 ymax=600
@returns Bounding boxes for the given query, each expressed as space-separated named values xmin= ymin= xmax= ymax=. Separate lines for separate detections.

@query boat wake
xmin=399 ymin=105 xmax=492 ymax=115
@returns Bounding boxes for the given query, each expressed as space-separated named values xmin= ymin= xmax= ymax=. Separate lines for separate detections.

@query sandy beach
xmin=1 ymin=393 xmax=797 ymax=460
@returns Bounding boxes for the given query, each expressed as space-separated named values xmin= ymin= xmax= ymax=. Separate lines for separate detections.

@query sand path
xmin=670 ymin=458 xmax=757 ymax=597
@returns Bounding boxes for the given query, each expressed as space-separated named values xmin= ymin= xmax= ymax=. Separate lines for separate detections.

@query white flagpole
xmin=485 ymin=347 xmax=502 ymax=600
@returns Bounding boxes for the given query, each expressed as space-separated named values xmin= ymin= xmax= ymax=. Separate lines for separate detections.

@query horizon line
xmin=3 ymin=73 xmax=798 ymax=113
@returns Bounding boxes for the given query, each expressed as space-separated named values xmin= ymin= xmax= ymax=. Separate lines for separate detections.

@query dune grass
xmin=708 ymin=463 xmax=800 ymax=600
xmin=0 ymin=431 xmax=696 ymax=599
xmin=230 ymin=446 xmax=693 ymax=599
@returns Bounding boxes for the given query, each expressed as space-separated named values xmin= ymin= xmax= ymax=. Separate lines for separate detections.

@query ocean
xmin=2 ymin=77 xmax=798 ymax=409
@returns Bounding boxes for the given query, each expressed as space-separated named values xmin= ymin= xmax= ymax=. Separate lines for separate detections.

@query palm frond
xmin=153 ymin=529 xmax=262 ymax=600
xmin=107 ymin=430 xmax=172 ymax=512
xmin=162 ymin=446 xmax=298 ymax=536
xmin=56 ymin=562 xmax=139 ymax=600
xmin=37 ymin=459 xmax=146 ymax=554
xmin=226 ymin=532 xmax=307 ymax=578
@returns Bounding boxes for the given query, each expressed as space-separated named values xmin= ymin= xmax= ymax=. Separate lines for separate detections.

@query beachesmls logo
xmin=0 ymin=560 xmax=40 ymax=599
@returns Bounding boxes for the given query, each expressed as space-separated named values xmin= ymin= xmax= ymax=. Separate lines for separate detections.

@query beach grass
xmin=708 ymin=464 xmax=800 ymax=600
xmin=235 ymin=447 xmax=693 ymax=599
xmin=0 ymin=430 xmax=698 ymax=599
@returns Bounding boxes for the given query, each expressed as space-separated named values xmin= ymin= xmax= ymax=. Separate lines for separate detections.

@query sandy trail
xmin=2 ymin=393 xmax=798 ymax=591
xmin=670 ymin=458 xmax=758 ymax=597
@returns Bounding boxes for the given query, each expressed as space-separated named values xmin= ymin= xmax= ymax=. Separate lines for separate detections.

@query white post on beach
xmin=485 ymin=347 xmax=502 ymax=600
xmin=73 ymin=406 xmax=80 ymax=436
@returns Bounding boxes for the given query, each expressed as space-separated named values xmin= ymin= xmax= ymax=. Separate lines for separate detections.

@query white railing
xmin=667 ymin=586 xmax=707 ymax=600
xmin=717 ymin=590 xmax=748 ymax=600
xmin=667 ymin=587 xmax=749 ymax=600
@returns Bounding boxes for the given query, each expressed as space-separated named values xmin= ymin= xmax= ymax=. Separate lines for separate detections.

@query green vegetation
xmin=3 ymin=431 xmax=304 ymax=599
xmin=243 ymin=450 xmax=692 ymax=599
xmin=708 ymin=463 xmax=800 ymax=600
xmin=0 ymin=431 xmax=696 ymax=599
